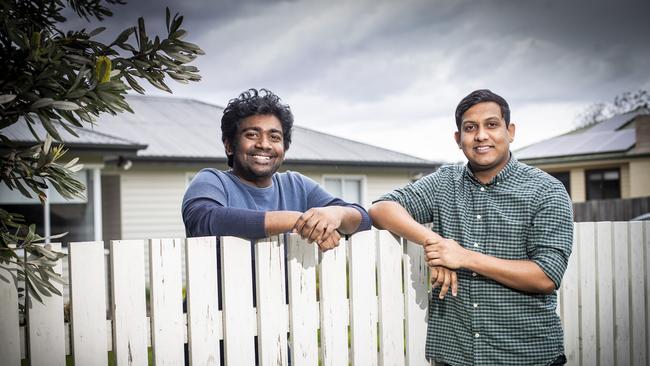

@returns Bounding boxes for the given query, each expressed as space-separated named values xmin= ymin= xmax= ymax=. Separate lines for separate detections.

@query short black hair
xmin=455 ymin=89 xmax=510 ymax=130
xmin=221 ymin=88 xmax=294 ymax=167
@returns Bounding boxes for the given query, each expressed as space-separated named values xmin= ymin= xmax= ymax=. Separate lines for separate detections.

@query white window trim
xmin=321 ymin=174 xmax=367 ymax=207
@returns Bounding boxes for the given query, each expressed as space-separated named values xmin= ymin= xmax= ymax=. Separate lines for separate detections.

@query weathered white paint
xmin=376 ymin=230 xmax=405 ymax=366
xmin=69 ymin=241 xmax=107 ymax=366
xmin=149 ymin=238 xmax=185 ymax=366
xmin=613 ymin=222 xmax=631 ymax=366
xmin=221 ymin=236 xmax=256 ymax=365
xmin=185 ymin=236 xmax=221 ymax=366
xmin=561 ymin=228 xmax=580 ymax=365
xmin=319 ymin=238 xmax=349 ymax=366
xmin=0 ymin=257 xmax=21 ymax=366
xmin=629 ymin=222 xmax=647 ymax=366
xmin=596 ymin=222 xmax=614 ymax=366
xmin=287 ymin=235 xmax=319 ymax=366
xmin=8 ymin=224 xmax=650 ymax=366
xmin=403 ymin=240 xmax=428 ymax=366
xmin=110 ymin=240 xmax=149 ymax=366
xmin=255 ymin=236 xmax=289 ymax=366
xmin=28 ymin=242 xmax=65 ymax=366
xmin=348 ymin=230 xmax=378 ymax=366
xmin=578 ymin=223 xmax=597 ymax=366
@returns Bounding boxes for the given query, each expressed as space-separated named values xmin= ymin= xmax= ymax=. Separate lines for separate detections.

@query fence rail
xmin=0 ymin=222 xmax=648 ymax=366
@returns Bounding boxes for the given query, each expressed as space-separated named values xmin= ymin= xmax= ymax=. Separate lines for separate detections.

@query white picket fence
xmin=0 ymin=222 xmax=648 ymax=366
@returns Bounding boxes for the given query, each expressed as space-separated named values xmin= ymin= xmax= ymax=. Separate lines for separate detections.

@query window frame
xmin=321 ymin=174 xmax=367 ymax=206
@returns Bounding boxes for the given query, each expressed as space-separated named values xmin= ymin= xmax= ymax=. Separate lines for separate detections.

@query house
xmin=515 ymin=109 xmax=650 ymax=203
xmin=2 ymin=95 xmax=440 ymax=244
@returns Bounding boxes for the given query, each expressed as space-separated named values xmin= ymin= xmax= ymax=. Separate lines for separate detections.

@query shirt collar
xmin=463 ymin=153 xmax=518 ymax=186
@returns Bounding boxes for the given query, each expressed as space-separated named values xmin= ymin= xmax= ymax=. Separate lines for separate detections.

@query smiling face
xmin=225 ymin=114 xmax=285 ymax=187
xmin=454 ymin=101 xmax=516 ymax=183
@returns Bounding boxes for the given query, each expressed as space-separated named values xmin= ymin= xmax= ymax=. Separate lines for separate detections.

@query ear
xmin=454 ymin=131 xmax=461 ymax=148
xmin=507 ymin=122 xmax=516 ymax=143
xmin=224 ymin=140 xmax=233 ymax=155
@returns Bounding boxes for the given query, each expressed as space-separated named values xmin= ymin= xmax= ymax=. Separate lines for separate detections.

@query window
xmin=586 ymin=168 xmax=620 ymax=200
xmin=323 ymin=177 xmax=363 ymax=205
xmin=549 ymin=171 xmax=571 ymax=195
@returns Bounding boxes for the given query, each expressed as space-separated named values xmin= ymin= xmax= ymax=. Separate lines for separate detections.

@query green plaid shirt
xmin=379 ymin=156 xmax=573 ymax=366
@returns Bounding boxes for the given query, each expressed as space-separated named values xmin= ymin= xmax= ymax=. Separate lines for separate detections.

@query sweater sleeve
xmin=182 ymin=198 xmax=267 ymax=239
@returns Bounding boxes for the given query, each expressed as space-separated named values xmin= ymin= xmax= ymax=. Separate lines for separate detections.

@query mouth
xmin=473 ymin=146 xmax=493 ymax=153
xmin=250 ymin=153 xmax=274 ymax=164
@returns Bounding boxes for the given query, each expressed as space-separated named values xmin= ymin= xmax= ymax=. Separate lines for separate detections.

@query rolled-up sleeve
xmin=526 ymin=182 xmax=574 ymax=288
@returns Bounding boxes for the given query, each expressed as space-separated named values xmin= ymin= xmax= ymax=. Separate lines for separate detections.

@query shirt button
xmin=474 ymin=333 xmax=480 ymax=338
xmin=473 ymin=243 xmax=479 ymax=248
xmin=473 ymin=303 xmax=478 ymax=308
xmin=472 ymin=272 xmax=477 ymax=277
xmin=480 ymin=187 xmax=485 ymax=191
xmin=476 ymin=215 xmax=482 ymax=220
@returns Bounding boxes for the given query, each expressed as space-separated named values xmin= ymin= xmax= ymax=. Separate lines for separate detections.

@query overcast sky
xmin=70 ymin=0 xmax=650 ymax=163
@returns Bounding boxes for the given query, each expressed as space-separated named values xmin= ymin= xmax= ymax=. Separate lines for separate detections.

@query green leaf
xmin=88 ymin=27 xmax=106 ymax=37
xmin=31 ymin=98 xmax=54 ymax=109
xmin=51 ymin=101 xmax=80 ymax=111
xmin=0 ymin=94 xmax=16 ymax=104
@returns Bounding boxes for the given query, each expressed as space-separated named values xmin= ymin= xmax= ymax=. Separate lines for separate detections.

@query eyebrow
xmin=240 ymin=127 xmax=283 ymax=134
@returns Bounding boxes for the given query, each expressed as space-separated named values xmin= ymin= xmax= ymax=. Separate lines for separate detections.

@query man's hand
xmin=293 ymin=207 xmax=343 ymax=251
xmin=429 ymin=266 xmax=458 ymax=299
xmin=424 ymin=237 xmax=468 ymax=270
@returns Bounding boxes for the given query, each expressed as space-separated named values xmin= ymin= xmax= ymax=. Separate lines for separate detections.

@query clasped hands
xmin=424 ymin=237 xmax=468 ymax=299
xmin=292 ymin=207 xmax=343 ymax=252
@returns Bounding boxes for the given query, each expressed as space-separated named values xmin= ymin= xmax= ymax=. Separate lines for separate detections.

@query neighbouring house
xmin=2 ymin=95 xmax=440 ymax=244
xmin=515 ymin=108 xmax=650 ymax=220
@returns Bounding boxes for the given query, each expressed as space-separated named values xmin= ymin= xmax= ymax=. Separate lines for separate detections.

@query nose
xmin=474 ymin=126 xmax=488 ymax=141
xmin=255 ymin=135 xmax=272 ymax=150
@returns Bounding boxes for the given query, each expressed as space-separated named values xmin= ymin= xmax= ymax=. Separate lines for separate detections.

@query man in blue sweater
xmin=182 ymin=88 xmax=371 ymax=248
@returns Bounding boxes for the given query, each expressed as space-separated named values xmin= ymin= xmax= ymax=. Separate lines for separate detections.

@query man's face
xmin=225 ymin=114 xmax=285 ymax=187
xmin=454 ymin=101 xmax=515 ymax=181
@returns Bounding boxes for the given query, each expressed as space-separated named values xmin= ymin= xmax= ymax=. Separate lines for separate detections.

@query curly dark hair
xmin=221 ymin=88 xmax=294 ymax=167
xmin=455 ymin=89 xmax=510 ymax=131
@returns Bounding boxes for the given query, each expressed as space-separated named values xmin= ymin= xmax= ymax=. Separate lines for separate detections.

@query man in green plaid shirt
xmin=370 ymin=89 xmax=573 ymax=365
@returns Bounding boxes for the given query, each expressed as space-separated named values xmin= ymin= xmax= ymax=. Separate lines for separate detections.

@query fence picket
xmin=645 ymin=221 xmax=650 ymax=366
xmin=149 ymin=238 xmax=185 ymax=365
xmin=348 ymin=230 xmax=378 ymax=366
xmin=221 ymin=236 xmax=256 ymax=365
xmin=377 ymin=230 xmax=405 ymax=366
xmin=578 ymin=222 xmax=597 ymax=365
xmin=403 ymin=240 xmax=428 ymax=366
xmin=629 ymin=222 xmax=647 ymax=366
xmin=287 ymin=235 xmax=319 ymax=366
xmin=185 ymin=237 xmax=221 ymax=366
xmin=562 ymin=226 xmax=580 ymax=365
xmin=613 ymin=222 xmax=631 ymax=366
xmin=27 ymin=242 xmax=65 ymax=366
xmin=69 ymin=241 xmax=107 ymax=366
xmin=255 ymin=236 xmax=289 ymax=366
xmin=110 ymin=240 xmax=148 ymax=366
xmin=596 ymin=222 xmax=615 ymax=366
xmin=319 ymin=238 xmax=349 ymax=366
xmin=0 ymin=255 xmax=21 ymax=366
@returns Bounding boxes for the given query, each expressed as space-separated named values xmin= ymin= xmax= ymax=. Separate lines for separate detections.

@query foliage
xmin=0 ymin=0 xmax=203 ymax=305
xmin=576 ymin=89 xmax=650 ymax=127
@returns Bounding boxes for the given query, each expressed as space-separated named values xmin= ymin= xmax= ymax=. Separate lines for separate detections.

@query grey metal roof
xmin=84 ymin=95 xmax=437 ymax=167
xmin=515 ymin=109 xmax=647 ymax=160
xmin=2 ymin=118 xmax=145 ymax=152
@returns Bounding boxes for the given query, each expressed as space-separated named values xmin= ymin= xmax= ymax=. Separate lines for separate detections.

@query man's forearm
xmin=264 ymin=211 xmax=302 ymax=236
xmin=369 ymin=201 xmax=440 ymax=245
xmin=463 ymin=251 xmax=556 ymax=294
xmin=336 ymin=206 xmax=362 ymax=234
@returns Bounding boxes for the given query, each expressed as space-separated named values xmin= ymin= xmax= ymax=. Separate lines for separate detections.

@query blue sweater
xmin=182 ymin=169 xmax=371 ymax=239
